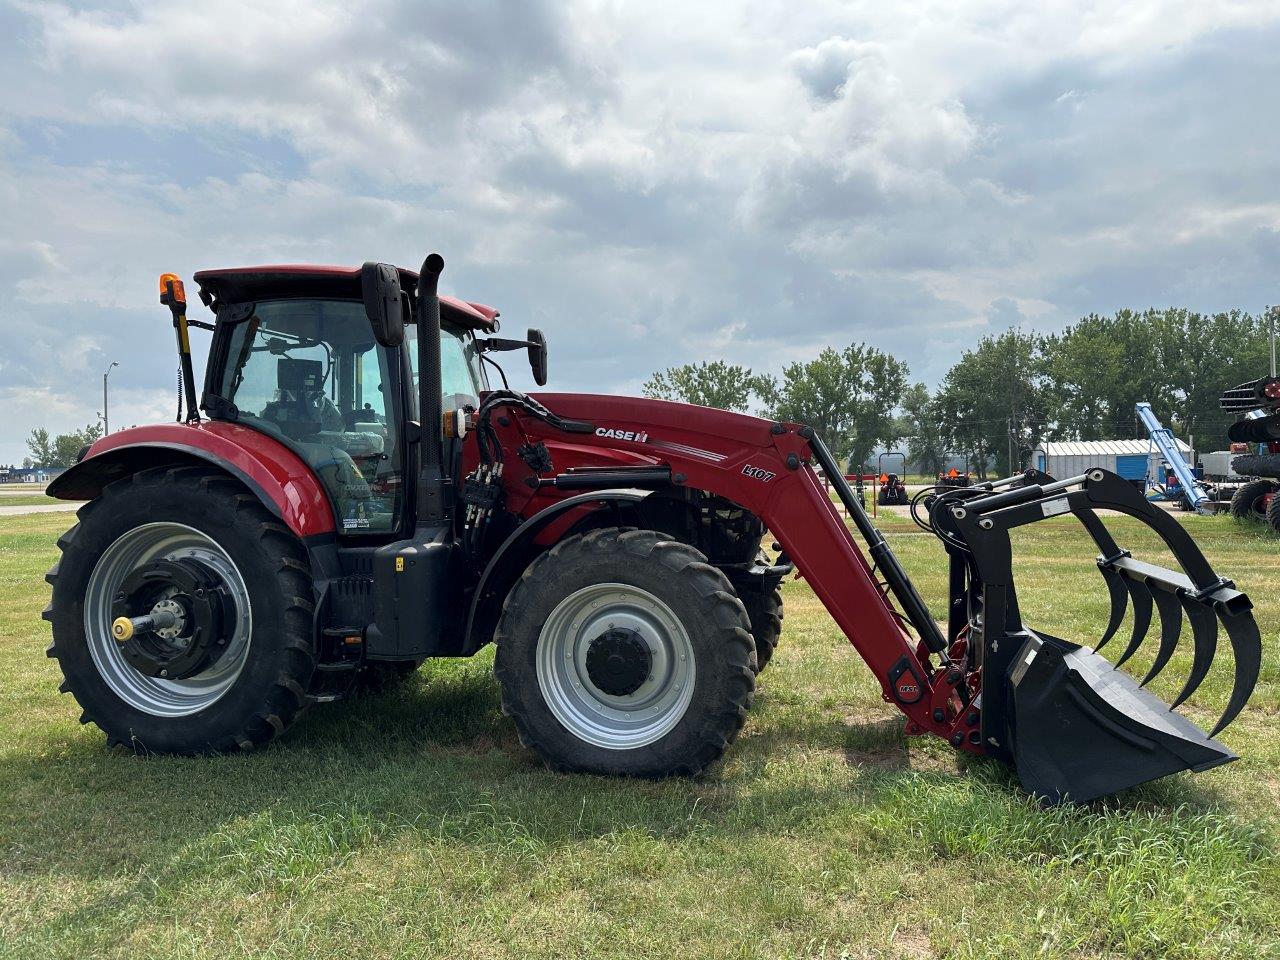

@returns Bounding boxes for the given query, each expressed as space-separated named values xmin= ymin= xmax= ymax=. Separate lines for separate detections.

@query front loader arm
xmin=487 ymin=392 xmax=1263 ymax=802
xmin=492 ymin=395 xmax=974 ymax=747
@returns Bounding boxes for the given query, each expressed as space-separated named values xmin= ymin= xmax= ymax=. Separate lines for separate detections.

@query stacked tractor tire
xmin=1222 ymin=376 xmax=1280 ymax=530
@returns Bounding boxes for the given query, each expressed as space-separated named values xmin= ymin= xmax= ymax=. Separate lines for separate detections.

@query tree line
xmin=643 ymin=307 xmax=1278 ymax=478
xmin=24 ymin=424 xmax=104 ymax=469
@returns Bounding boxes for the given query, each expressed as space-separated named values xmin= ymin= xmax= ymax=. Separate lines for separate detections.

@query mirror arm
xmin=476 ymin=337 xmax=537 ymax=353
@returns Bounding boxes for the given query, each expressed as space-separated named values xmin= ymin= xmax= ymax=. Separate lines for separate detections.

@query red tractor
xmin=43 ymin=254 xmax=1262 ymax=802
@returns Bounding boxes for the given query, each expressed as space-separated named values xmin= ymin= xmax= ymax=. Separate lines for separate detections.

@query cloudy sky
xmin=1 ymin=1 xmax=1278 ymax=464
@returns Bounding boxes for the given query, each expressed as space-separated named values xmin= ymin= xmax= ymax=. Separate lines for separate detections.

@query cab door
xmin=209 ymin=298 xmax=412 ymax=537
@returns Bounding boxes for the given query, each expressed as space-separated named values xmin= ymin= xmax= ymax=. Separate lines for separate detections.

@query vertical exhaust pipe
xmin=365 ymin=253 xmax=457 ymax=658
xmin=416 ymin=253 xmax=447 ymax=526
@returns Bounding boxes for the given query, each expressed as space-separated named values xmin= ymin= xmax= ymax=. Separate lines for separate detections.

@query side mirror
xmin=361 ymin=262 xmax=405 ymax=347
xmin=527 ymin=328 xmax=548 ymax=386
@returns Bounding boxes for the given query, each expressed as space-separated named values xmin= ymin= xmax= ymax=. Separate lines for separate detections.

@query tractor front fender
xmin=462 ymin=488 xmax=652 ymax=656
xmin=47 ymin=423 xmax=337 ymax=541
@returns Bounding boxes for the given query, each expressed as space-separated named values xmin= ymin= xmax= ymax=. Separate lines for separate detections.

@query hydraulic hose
xmin=800 ymin=428 xmax=949 ymax=654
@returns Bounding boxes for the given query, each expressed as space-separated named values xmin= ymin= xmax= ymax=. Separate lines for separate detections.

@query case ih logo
xmin=742 ymin=464 xmax=776 ymax=482
xmin=596 ymin=427 xmax=649 ymax=443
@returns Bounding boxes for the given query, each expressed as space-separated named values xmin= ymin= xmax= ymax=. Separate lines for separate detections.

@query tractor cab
xmin=192 ymin=265 xmax=499 ymax=536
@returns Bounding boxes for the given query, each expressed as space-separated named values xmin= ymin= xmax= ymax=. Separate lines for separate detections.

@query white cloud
xmin=0 ymin=0 xmax=1278 ymax=462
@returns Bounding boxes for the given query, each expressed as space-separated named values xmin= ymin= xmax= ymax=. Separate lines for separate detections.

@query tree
xmin=25 ymin=428 xmax=54 ymax=468
xmin=936 ymin=330 xmax=1043 ymax=478
xmin=1041 ymin=307 xmax=1272 ymax=444
xmin=26 ymin=423 xmax=104 ymax=468
xmin=54 ymin=423 xmax=104 ymax=467
xmin=899 ymin=382 xmax=947 ymax=475
xmin=1151 ymin=307 xmax=1271 ymax=442
xmin=1040 ymin=311 xmax=1160 ymax=441
xmin=642 ymin=360 xmax=771 ymax=412
xmin=762 ymin=342 xmax=909 ymax=467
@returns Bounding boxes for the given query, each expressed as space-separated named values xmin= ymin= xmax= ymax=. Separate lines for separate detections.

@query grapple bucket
xmin=938 ymin=469 xmax=1262 ymax=803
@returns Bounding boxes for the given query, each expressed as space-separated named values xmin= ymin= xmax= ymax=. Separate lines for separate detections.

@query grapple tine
xmin=1139 ymin=586 xmax=1183 ymax=687
xmin=1113 ymin=577 xmax=1153 ymax=669
xmin=948 ymin=468 xmax=1260 ymax=802
xmin=1171 ymin=595 xmax=1218 ymax=709
xmin=1210 ymin=607 xmax=1263 ymax=738
xmin=1095 ymin=563 xmax=1128 ymax=653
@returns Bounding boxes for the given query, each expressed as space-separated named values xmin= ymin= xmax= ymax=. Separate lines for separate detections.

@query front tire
xmin=741 ymin=583 xmax=784 ymax=673
xmin=494 ymin=528 xmax=755 ymax=777
xmin=44 ymin=467 xmax=316 ymax=754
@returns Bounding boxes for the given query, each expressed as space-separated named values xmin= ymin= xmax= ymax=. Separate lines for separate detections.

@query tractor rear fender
xmin=47 ymin=423 xmax=337 ymax=546
xmin=462 ymin=489 xmax=652 ymax=656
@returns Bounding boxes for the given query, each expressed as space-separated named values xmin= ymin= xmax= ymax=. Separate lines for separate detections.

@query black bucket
xmin=1008 ymin=632 xmax=1236 ymax=803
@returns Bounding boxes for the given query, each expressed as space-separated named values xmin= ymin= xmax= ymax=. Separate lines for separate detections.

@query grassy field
xmin=1 ymin=508 xmax=1278 ymax=958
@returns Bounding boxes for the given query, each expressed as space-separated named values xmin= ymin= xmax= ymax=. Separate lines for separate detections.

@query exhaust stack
xmin=416 ymin=253 xmax=447 ymax=527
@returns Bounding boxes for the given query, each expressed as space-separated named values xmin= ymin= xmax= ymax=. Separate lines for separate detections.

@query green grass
xmin=1 ymin=510 xmax=1278 ymax=958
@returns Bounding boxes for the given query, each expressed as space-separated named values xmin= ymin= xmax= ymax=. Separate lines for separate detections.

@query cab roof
xmin=192 ymin=264 xmax=500 ymax=331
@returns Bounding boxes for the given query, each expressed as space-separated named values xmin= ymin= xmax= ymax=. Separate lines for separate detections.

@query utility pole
xmin=1270 ymin=310 xmax=1276 ymax=379
xmin=103 ymin=361 xmax=119 ymax=434
xmin=1007 ymin=417 xmax=1015 ymax=475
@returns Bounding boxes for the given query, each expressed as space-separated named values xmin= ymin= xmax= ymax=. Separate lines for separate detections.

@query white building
xmin=1029 ymin=438 xmax=1191 ymax=483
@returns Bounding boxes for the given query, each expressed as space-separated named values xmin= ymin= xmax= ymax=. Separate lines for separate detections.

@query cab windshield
xmin=406 ymin=322 xmax=487 ymax=415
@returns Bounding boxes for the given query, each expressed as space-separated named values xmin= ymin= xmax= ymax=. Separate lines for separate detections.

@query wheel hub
xmin=585 ymin=628 xmax=652 ymax=697
xmin=110 ymin=557 xmax=232 ymax=680
xmin=536 ymin=581 xmax=695 ymax=750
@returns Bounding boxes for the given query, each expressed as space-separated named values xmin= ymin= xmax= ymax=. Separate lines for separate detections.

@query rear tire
xmin=44 ymin=467 xmax=316 ymax=754
xmin=1229 ymin=453 xmax=1280 ymax=479
xmin=1230 ymin=479 xmax=1276 ymax=522
xmin=494 ymin=528 xmax=755 ymax=777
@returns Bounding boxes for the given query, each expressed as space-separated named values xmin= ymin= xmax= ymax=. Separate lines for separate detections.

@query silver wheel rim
xmin=536 ymin=582 xmax=695 ymax=750
xmin=83 ymin=522 xmax=253 ymax=717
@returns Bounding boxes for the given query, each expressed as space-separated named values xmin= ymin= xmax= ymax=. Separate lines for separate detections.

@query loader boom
xmin=491 ymin=393 xmax=1262 ymax=799
xmin=492 ymin=395 xmax=976 ymax=746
